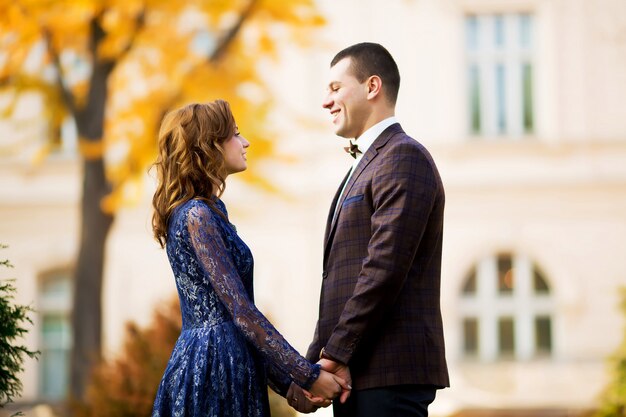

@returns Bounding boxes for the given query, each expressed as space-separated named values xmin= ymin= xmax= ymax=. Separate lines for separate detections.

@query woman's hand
xmin=306 ymin=369 xmax=351 ymax=401
xmin=319 ymin=359 xmax=352 ymax=403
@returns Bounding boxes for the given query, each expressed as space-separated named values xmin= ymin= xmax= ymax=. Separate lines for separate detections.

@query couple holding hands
xmin=150 ymin=42 xmax=449 ymax=417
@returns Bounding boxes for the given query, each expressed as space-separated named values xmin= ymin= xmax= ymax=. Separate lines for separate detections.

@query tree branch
xmin=115 ymin=9 xmax=146 ymax=64
xmin=41 ymin=28 xmax=77 ymax=118
xmin=166 ymin=0 xmax=258 ymax=108
xmin=209 ymin=0 xmax=258 ymax=63
xmin=13 ymin=3 xmax=77 ymax=118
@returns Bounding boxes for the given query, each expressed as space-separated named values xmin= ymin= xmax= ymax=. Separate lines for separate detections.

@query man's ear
xmin=366 ymin=75 xmax=383 ymax=100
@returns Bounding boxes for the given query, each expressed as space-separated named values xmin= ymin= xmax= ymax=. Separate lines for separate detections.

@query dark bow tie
xmin=344 ymin=141 xmax=362 ymax=159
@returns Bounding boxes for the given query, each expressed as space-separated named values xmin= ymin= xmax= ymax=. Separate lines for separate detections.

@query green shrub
xmin=0 ymin=245 xmax=39 ymax=410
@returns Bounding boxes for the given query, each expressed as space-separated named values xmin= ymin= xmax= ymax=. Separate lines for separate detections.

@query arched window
xmin=38 ymin=269 xmax=72 ymax=400
xmin=459 ymin=253 xmax=553 ymax=361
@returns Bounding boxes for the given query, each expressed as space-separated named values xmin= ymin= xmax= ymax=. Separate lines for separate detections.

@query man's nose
xmin=322 ymin=94 xmax=333 ymax=109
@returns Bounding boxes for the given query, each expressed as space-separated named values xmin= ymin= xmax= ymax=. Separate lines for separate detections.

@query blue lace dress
xmin=152 ymin=198 xmax=320 ymax=417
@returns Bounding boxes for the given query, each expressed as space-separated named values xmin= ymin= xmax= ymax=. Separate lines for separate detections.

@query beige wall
xmin=2 ymin=0 xmax=626 ymax=416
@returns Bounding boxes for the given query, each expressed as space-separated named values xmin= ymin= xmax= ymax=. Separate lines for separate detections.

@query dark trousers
xmin=332 ymin=385 xmax=437 ymax=417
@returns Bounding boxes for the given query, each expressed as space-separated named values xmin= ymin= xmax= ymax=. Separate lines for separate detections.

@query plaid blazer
xmin=306 ymin=123 xmax=450 ymax=390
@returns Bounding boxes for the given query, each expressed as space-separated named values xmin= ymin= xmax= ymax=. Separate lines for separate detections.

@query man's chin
xmin=334 ymin=128 xmax=350 ymax=138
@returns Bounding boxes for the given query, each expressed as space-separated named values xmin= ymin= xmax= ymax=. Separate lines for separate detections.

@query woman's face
xmin=223 ymin=128 xmax=250 ymax=175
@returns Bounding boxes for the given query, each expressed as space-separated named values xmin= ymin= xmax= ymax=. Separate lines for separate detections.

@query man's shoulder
xmin=377 ymin=129 xmax=441 ymax=178
xmin=377 ymin=124 xmax=419 ymax=147
xmin=381 ymin=130 xmax=431 ymax=159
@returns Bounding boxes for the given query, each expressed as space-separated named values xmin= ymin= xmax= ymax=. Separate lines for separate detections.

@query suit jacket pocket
xmin=342 ymin=194 xmax=364 ymax=206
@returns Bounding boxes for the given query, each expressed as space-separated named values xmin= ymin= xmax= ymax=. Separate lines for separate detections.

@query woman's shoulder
xmin=176 ymin=198 xmax=225 ymax=225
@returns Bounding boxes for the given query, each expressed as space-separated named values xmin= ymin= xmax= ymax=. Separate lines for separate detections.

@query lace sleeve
xmin=186 ymin=203 xmax=320 ymax=390
xmin=267 ymin=362 xmax=292 ymax=397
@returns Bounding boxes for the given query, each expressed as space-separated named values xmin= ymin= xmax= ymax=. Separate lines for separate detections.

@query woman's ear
xmin=366 ymin=75 xmax=383 ymax=100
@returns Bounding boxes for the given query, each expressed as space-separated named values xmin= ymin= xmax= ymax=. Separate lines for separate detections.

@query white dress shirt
xmin=334 ymin=116 xmax=398 ymax=217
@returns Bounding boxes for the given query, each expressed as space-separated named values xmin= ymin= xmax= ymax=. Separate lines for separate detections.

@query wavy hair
xmin=152 ymin=100 xmax=236 ymax=247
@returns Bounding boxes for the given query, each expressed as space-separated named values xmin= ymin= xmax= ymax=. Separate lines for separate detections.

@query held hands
xmin=286 ymin=361 xmax=352 ymax=413
xmin=287 ymin=382 xmax=333 ymax=413
xmin=308 ymin=368 xmax=351 ymax=402
xmin=318 ymin=358 xmax=352 ymax=403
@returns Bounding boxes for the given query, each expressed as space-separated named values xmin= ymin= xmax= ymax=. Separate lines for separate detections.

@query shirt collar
xmin=352 ymin=116 xmax=397 ymax=164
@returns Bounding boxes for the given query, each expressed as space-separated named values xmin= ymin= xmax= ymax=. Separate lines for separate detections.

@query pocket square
xmin=343 ymin=194 xmax=364 ymax=205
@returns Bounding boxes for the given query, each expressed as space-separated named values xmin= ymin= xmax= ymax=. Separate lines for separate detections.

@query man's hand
xmin=318 ymin=358 xmax=352 ymax=403
xmin=286 ymin=382 xmax=330 ymax=413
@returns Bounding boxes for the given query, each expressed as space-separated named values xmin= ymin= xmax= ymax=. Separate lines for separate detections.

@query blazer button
xmin=322 ymin=271 xmax=328 ymax=279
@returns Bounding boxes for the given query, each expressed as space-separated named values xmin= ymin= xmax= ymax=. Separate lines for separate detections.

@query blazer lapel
xmin=323 ymin=123 xmax=403 ymax=261
xmin=330 ymin=151 xmax=376 ymax=229
xmin=324 ymin=168 xmax=351 ymax=245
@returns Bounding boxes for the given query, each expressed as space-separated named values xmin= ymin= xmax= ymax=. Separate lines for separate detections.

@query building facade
xmin=1 ymin=0 xmax=626 ymax=416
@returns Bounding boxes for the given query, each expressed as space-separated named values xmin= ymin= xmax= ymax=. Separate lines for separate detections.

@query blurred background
xmin=1 ymin=0 xmax=626 ymax=416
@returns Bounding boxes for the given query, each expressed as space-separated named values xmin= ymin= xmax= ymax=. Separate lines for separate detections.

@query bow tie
xmin=344 ymin=141 xmax=362 ymax=159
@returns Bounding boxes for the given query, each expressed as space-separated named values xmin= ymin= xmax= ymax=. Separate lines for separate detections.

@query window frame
xmin=37 ymin=268 xmax=73 ymax=400
xmin=465 ymin=12 xmax=536 ymax=139
xmin=459 ymin=253 xmax=554 ymax=362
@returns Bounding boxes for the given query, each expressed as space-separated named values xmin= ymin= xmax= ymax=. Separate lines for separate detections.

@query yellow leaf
xmin=79 ymin=137 xmax=105 ymax=160
xmin=2 ymin=0 xmax=326 ymax=210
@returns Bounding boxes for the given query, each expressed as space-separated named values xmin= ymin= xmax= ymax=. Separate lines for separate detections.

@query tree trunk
xmin=70 ymin=158 xmax=113 ymax=402
xmin=69 ymin=17 xmax=114 ymax=402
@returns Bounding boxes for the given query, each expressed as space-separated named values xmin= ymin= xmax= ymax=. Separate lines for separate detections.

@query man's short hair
xmin=331 ymin=42 xmax=401 ymax=105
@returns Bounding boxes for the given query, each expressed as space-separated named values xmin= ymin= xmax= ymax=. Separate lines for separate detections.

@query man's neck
xmin=355 ymin=108 xmax=395 ymax=140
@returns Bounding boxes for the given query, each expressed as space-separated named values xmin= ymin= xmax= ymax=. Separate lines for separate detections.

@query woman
xmin=151 ymin=100 xmax=347 ymax=416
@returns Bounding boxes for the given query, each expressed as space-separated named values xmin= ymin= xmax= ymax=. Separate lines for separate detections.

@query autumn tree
xmin=72 ymin=299 xmax=182 ymax=417
xmin=0 ymin=0 xmax=323 ymax=402
xmin=595 ymin=289 xmax=626 ymax=417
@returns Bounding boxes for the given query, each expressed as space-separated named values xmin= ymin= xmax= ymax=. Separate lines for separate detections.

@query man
xmin=287 ymin=42 xmax=449 ymax=416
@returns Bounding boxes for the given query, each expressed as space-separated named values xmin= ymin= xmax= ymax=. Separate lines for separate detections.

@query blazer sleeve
xmin=323 ymin=139 xmax=442 ymax=364
xmin=306 ymin=320 xmax=322 ymax=362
